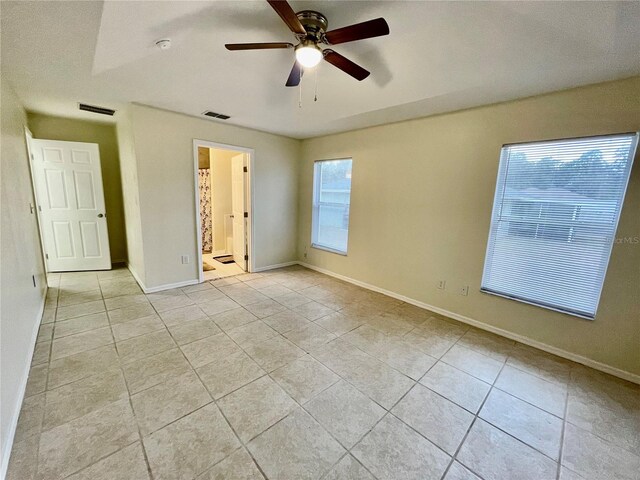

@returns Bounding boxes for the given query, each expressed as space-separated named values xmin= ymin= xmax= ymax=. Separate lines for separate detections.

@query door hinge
xmin=38 ymin=205 xmax=42 ymax=212
xmin=45 ymin=253 xmax=49 ymax=259
xmin=30 ymin=153 xmax=34 ymax=161
xmin=243 ymin=166 xmax=247 ymax=173
xmin=244 ymin=254 xmax=248 ymax=261
xmin=243 ymin=212 xmax=248 ymax=218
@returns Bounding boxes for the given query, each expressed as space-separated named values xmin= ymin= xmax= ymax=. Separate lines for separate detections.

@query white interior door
xmin=231 ymin=153 xmax=246 ymax=270
xmin=30 ymin=139 xmax=111 ymax=272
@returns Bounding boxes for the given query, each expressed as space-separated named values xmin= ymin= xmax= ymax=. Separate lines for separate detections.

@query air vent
xmin=78 ymin=103 xmax=116 ymax=116
xmin=203 ymin=111 xmax=230 ymax=120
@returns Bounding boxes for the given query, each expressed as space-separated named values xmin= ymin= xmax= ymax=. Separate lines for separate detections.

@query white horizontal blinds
xmin=312 ymin=159 xmax=352 ymax=254
xmin=482 ymin=133 xmax=638 ymax=319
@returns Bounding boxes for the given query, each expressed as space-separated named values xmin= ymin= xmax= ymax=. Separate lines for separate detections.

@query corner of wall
xmin=115 ymin=106 xmax=146 ymax=286
xmin=0 ymin=76 xmax=48 ymax=477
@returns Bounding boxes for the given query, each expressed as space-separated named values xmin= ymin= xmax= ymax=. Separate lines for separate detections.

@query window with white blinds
xmin=481 ymin=133 xmax=638 ymax=319
xmin=312 ymin=159 xmax=352 ymax=255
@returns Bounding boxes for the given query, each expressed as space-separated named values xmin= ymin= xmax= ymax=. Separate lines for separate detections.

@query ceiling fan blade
xmin=225 ymin=42 xmax=293 ymax=51
xmin=324 ymin=17 xmax=389 ymax=45
xmin=323 ymin=50 xmax=370 ymax=81
xmin=266 ymin=0 xmax=306 ymax=35
xmin=285 ymin=62 xmax=303 ymax=87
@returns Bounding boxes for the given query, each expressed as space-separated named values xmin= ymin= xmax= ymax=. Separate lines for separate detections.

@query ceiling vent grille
xmin=203 ymin=111 xmax=230 ymax=120
xmin=78 ymin=103 xmax=116 ymax=116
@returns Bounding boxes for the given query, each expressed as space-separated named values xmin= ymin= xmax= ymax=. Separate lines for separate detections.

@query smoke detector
xmin=155 ymin=39 xmax=172 ymax=50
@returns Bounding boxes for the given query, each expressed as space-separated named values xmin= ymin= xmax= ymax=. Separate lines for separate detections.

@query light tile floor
xmin=7 ymin=266 xmax=640 ymax=480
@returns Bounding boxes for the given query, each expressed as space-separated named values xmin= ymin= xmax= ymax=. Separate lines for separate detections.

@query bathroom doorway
xmin=193 ymin=140 xmax=254 ymax=281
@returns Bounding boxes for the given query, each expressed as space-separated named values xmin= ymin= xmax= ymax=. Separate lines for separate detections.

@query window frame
xmin=481 ymin=132 xmax=638 ymax=320
xmin=311 ymin=158 xmax=353 ymax=256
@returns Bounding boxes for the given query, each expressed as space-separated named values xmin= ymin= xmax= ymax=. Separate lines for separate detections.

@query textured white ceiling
xmin=2 ymin=1 xmax=640 ymax=138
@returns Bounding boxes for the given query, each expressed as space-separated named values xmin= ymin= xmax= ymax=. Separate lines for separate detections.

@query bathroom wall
xmin=210 ymin=148 xmax=234 ymax=253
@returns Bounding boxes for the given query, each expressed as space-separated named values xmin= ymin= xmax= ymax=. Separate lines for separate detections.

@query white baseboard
xmin=134 ymin=260 xmax=298 ymax=293
xmin=1 ymin=292 xmax=47 ymax=480
xmin=143 ymin=279 xmax=199 ymax=294
xmin=126 ymin=263 xmax=199 ymax=294
xmin=298 ymin=261 xmax=640 ymax=385
xmin=252 ymin=261 xmax=299 ymax=273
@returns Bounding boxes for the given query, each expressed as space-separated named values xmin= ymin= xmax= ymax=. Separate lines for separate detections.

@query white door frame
xmin=24 ymin=128 xmax=48 ymax=267
xmin=192 ymin=139 xmax=255 ymax=283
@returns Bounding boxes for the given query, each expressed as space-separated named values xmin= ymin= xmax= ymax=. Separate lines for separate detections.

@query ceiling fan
xmin=225 ymin=0 xmax=389 ymax=86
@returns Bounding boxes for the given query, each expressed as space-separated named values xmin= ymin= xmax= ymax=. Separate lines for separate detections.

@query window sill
xmin=311 ymin=244 xmax=348 ymax=256
xmin=480 ymin=288 xmax=595 ymax=320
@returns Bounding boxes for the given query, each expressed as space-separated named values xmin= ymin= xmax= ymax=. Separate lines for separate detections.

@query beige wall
xmin=129 ymin=104 xmax=300 ymax=289
xmin=0 ymin=79 xmax=47 ymax=471
xmin=298 ymin=77 xmax=640 ymax=377
xmin=115 ymin=108 xmax=146 ymax=285
xmin=210 ymin=148 xmax=234 ymax=252
xmin=27 ymin=113 xmax=127 ymax=262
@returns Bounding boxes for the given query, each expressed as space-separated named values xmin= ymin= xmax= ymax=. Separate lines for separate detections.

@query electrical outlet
xmin=437 ymin=280 xmax=446 ymax=290
xmin=459 ymin=285 xmax=469 ymax=296
xmin=303 ymin=246 xmax=308 ymax=259
xmin=181 ymin=255 xmax=190 ymax=264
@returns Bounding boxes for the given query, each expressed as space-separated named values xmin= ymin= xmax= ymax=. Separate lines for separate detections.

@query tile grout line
xmin=465 ymin=330 xmax=562 ymax=461
xmin=187 ymin=355 xmax=271 ymax=479
xmin=43 ymin=273 xmax=139 ymax=480
xmin=439 ymin=353 xmax=510 ymax=480
xmin=305 ymin=309 xmax=450 ymax=477
xmin=175 ymin=278 xmax=556 ymax=480
xmin=222 ymin=270 xmax=506 ymax=477
xmin=31 ymin=279 xmax=60 ymax=480
xmin=368 ymin=325 xmax=469 ymax=480
xmin=117 ymin=277 xmax=258 ymax=475
xmin=555 ymin=371 xmax=572 ymax=480
xmin=191 ymin=271 xmax=403 ymax=478
xmin=443 ymin=328 xmax=574 ymax=476
xmin=264 ymin=368 xmax=377 ymax=479
xmin=160 ymin=289 xmax=272 ymax=479
xmin=99 ymin=273 xmax=157 ymax=480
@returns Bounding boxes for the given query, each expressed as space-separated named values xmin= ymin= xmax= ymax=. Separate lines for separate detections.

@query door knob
xmin=97 ymin=213 xmax=104 ymax=218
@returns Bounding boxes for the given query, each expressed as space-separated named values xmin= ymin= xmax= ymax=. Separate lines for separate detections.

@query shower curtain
xmin=199 ymin=169 xmax=213 ymax=252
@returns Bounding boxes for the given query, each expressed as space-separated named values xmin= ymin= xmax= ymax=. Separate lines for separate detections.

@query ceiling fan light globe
xmin=295 ymin=45 xmax=322 ymax=68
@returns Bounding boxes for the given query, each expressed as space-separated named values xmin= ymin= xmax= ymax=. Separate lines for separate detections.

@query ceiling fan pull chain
xmin=314 ymin=66 xmax=319 ymax=102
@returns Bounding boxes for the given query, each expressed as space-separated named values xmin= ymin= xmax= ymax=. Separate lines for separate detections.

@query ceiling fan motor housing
xmin=296 ymin=10 xmax=328 ymax=42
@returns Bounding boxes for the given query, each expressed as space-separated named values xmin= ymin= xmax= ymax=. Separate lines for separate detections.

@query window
xmin=312 ymin=158 xmax=352 ymax=254
xmin=482 ymin=133 xmax=638 ymax=319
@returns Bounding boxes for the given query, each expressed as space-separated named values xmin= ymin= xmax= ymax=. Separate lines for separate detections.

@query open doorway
xmin=193 ymin=140 xmax=254 ymax=282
